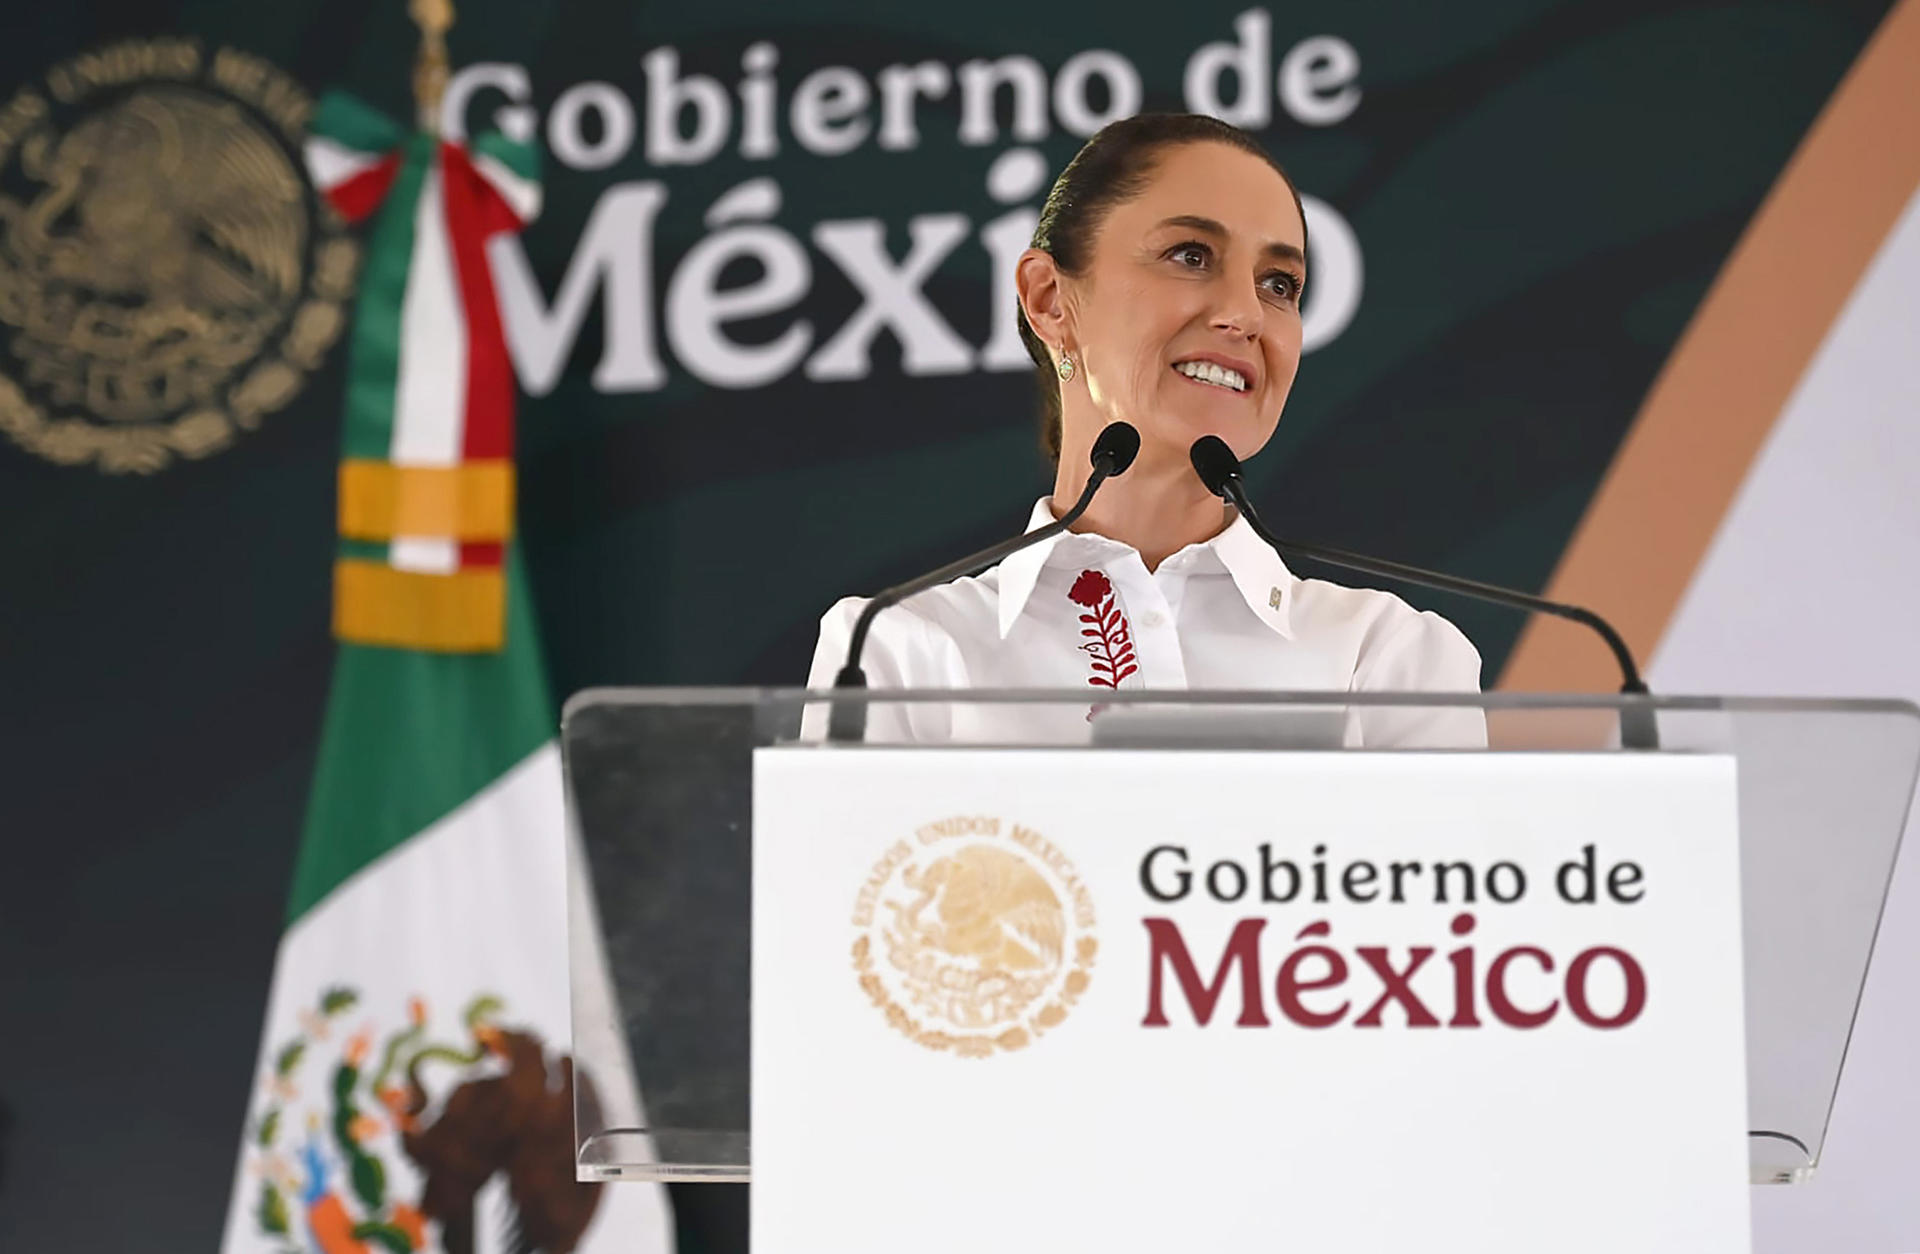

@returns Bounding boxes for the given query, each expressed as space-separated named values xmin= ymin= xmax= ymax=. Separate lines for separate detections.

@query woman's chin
xmin=1154 ymin=397 xmax=1268 ymax=456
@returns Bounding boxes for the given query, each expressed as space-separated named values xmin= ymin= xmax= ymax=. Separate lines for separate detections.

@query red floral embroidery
xmin=1069 ymin=569 xmax=1137 ymax=688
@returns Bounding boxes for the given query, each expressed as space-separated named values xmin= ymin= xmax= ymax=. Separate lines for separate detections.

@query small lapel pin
xmin=1268 ymin=586 xmax=1283 ymax=610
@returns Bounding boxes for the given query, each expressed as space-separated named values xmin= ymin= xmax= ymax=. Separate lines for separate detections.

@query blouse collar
xmin=995 ymin=496 xmax=1298 ymax=641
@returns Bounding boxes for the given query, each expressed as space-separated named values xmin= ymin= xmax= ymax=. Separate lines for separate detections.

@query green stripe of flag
xmin=288 ymin=545 xmax=553 ymax=923
xmin=312 ymin=91 xmax=408 ymax=157
xmin=471 ymin=129 xmax=540 ymax=185
xmin=336 ymin=538 xmax=389 ymax=563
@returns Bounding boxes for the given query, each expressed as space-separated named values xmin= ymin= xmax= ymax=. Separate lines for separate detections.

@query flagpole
xmin=410 ymin=0 xmax=453 ymax=134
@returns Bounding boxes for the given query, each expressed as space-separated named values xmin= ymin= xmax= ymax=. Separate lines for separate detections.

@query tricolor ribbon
xmin=304 ymin=93 xmax=540 ymax=652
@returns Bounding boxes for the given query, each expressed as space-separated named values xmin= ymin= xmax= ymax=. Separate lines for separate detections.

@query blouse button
xmin=1140 ymin=611 xmax=1166 ymax=628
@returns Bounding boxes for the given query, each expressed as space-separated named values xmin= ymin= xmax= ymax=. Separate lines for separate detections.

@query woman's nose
xmin=1210 ymin=276 xmax=1264 ymax=340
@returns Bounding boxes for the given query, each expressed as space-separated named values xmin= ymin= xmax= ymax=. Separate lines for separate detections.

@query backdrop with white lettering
xmin=0 ymin=2 xmax=1905 ymax=1252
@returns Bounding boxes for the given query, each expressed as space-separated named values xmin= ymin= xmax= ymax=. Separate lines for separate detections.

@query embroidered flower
xmin=1070 ymin=568 xmax=1138 ymax=688
xmin=1068 ymin=568 xmax=1112 ymax=608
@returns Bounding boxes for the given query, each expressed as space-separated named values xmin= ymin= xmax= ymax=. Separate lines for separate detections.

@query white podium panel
xmin=752 ymin=748 xmax=1750 ymax=1254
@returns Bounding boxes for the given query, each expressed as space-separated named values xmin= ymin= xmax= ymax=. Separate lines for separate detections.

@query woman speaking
xmin=806 ymin=113 xmax=1484 ymax=746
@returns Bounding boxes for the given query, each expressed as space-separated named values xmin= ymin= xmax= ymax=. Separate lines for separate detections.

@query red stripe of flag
xmin=326 ymin=154 xmax=403 ymax=225
xmin=441 ymin=142 xmax=518 ymax=464
xmin=440 ymin=142 xmax=526 ymax=570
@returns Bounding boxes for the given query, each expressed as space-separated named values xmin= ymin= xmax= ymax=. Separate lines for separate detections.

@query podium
xmin=560 ymin=688 xmax=1918 ymax=1246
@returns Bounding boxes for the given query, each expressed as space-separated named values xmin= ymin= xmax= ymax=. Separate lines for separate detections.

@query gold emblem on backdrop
xmin=852 ymin=816 xmax=1098 ymax=1057
xmin=0 ymin=40 xmax=355 ymax=473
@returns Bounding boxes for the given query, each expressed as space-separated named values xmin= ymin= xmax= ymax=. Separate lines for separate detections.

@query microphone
xmin=1189 ymin=436 xmax=1659 ymax=749
xmin=827 ymin=421 xmax=1143 ymax=741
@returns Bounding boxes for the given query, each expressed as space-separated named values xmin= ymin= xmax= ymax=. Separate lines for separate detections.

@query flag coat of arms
xmin=219 ymin=93 xmax=674 ymax=1254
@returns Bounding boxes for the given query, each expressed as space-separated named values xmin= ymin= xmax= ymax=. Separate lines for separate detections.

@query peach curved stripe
xmin=1499 ymin=0 xmax=1920 ymax=691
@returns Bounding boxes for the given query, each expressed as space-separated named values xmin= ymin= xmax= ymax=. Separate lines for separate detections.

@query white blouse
xmin=806 ymin=499 xmax=1486 ymax=747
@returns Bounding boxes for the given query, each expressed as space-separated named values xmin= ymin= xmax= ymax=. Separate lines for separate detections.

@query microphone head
xmin=1089 ymin=421 xmax=1141 ymax=476
xmin=1189 ymin=435 xmax=1244 ymax=499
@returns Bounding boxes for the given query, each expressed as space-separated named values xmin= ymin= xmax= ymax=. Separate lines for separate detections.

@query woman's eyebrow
xmin=1155 ymin=213 xmax=1226 ymax=237
xmin=1154 ymin=214 xmax=1304 ymax=268
xmin=1264 ymin=241 xmax=1306 ymax=268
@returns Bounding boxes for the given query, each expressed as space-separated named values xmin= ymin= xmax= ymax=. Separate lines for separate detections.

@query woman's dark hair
xmin=1016 ymin=113 xmax=1307 ymax=464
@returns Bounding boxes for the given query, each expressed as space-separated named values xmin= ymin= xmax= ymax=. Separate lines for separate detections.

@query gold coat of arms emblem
xmin=852 ymin=815 xmax=1098 ymax=1057
xmin=0 ymin=39 xmax=354 ymax=473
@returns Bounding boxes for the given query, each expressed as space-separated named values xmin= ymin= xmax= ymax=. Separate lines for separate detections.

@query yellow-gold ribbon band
xmin=338 ymin=460 xmax=514 ymax=542
xmin=332 ymin=559 xmax=506 ymax=652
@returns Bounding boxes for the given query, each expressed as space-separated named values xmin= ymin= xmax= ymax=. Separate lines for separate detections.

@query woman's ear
xmin=1016 ymin=248 xmax=1071 ymax=352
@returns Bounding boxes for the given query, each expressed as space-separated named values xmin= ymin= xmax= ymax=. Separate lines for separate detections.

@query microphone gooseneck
xmin=1189 ymin=435 xmax=1658 ymax=749
xmin=827 ymin=422 xmax=1142 ymax=741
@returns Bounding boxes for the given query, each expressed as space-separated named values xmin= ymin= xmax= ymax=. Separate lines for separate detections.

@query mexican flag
xmin=218 ymin=94 xmax=675 ymax=1254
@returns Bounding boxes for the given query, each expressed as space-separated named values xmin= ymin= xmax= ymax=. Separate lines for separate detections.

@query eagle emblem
xmin=852 ymin=817 xmax=1097 ymax=1058
xmin=246 ymin=988 xmax=603 ymax=1254
xmin=0 ymin=40 xmax=352 ymax=472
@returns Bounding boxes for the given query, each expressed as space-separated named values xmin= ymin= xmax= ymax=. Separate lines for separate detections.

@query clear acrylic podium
xmin=561 ymin=688 xmax=1919 ymax=1188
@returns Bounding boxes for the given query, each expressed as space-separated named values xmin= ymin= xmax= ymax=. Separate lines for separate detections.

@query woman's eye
xmin=1262 ymin=272 xmax=1303 ymax=302
xmin=1168 ymin=242 xmax=1210 ymax=268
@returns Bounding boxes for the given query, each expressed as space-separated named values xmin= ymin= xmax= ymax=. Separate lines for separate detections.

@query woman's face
xmin=1049 ymin=142 xmax=1307 ymax=465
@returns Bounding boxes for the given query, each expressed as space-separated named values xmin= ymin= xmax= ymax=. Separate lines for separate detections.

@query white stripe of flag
xmin=390 ymin=162 xmax=467 ymax=576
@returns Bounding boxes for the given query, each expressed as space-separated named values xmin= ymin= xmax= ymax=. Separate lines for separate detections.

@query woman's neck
xmin=1049 ymin=442 xmax=1233 ymax=571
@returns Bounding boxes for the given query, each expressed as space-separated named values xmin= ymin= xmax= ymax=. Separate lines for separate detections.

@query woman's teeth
xmin=1174 ymin=360 xmax=1248 ymax=392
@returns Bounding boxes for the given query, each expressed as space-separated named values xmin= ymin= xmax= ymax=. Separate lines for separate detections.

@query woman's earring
xmin=1057 ymin=351 xmax=1076 ymax=382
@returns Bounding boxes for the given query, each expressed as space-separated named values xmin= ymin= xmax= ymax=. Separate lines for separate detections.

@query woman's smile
xmin=1170 ymin=352 xmax=1258 ymax=394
